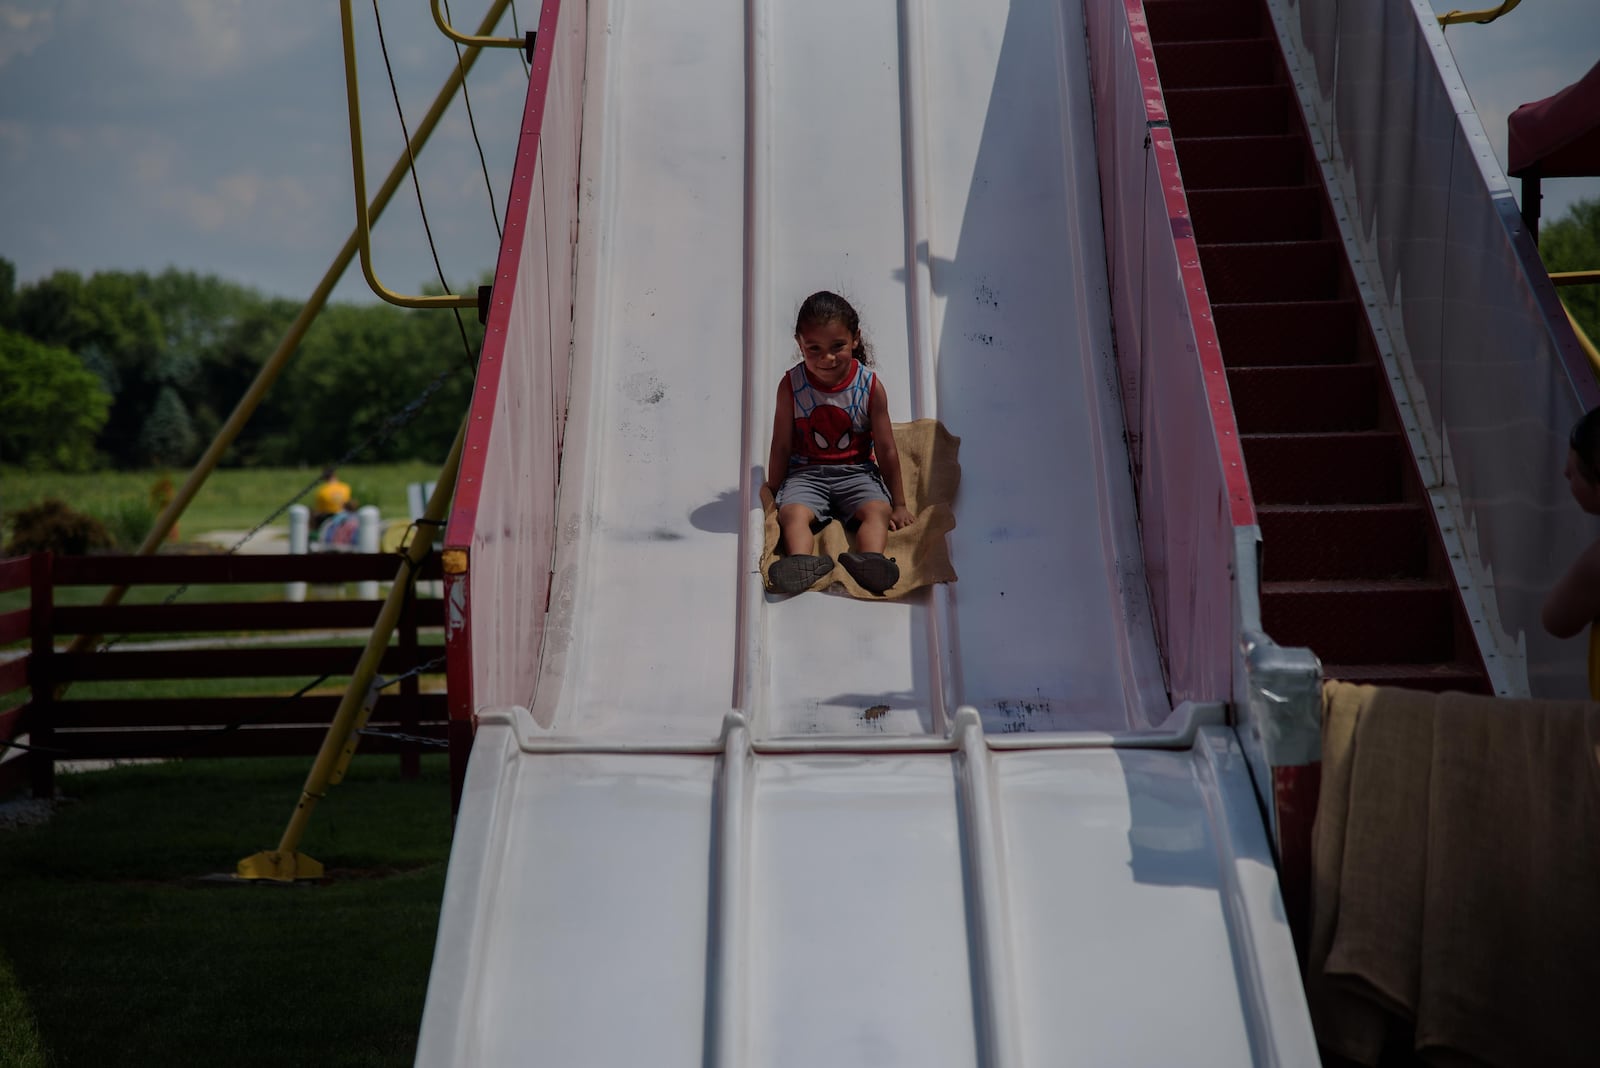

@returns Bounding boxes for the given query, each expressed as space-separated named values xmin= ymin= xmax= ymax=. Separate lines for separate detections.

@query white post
xmin=357 ymin=505 xmax=381 ymax=600
xmin=287 ymin=504 xmax=310 ymax=603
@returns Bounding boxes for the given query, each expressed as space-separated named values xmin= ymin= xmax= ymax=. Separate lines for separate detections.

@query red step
xmin=1153 ymin=39 xmax=1277 ymax=89
xmin=1199 ymin=241 xmax=1342 ymax=303
xmin=1164 ymin=86 xmax=1296 ymax=137
xmin=1261 ymin=579 xmax=1457 ymax=664
xmin=1144 ymin=0 xmax=1263 ymax=44
xmin=1187 ymin=188 xmax=1322 ymax=243
xmin=1213 ymin=301 xmax=1361 ymax=366
xmin=1322 ymin=663 xmax=1494 ymax=695
xmin=1257 ymin=503 xmax=1429 ymax=581
xmin=1227 ymin=364 xmax=1378 ymax=432
xmin=1242 ymin=431 xmax=1406 ymax=504
xmin=1177 ymin=136 xmax=1308 ymax=189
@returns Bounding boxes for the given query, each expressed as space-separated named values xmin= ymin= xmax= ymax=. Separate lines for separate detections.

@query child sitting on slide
xmin=763 ymin=291 xmax=914 ymax=596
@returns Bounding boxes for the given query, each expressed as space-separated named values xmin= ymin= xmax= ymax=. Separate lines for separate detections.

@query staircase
xmin=1144 ymin=0 xmax=1492 ymax=694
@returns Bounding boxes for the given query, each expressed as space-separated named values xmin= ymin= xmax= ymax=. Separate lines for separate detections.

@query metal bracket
xmin=430 ymin=0 xmax=535 ymax=60
xmin=1437 ymin=0 xmax=1522 ymax=27
xmin=339 ymin=0 xmax=478 ymax=310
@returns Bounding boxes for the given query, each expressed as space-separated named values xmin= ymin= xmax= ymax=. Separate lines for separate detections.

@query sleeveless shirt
xmin=786 ymin=360 xmax=875 ymax=468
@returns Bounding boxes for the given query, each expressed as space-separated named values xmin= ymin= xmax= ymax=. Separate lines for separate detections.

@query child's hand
xmin=889 ymin=505 xmax=915 ymax=531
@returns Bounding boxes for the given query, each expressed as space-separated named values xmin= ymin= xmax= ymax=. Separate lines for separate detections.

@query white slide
xmin=536 ymin=0 xmax=1165 ymax=742
xmin=417 ymin=1 xmax=1315 ymax=1063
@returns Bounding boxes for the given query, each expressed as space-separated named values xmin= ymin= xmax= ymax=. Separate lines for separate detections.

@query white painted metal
xmin=418 ymin=0 xmax=1319 ymax=1062
xmin=420 ymin=710 xmax=1315 ymax=1065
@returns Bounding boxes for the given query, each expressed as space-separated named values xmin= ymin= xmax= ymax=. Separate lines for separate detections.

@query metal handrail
xmin=1551 ymin=270 xmax=1600 ymax=287
xmin=1564 ymin=303 xmax=1600 ymax=377
xmin=340 ymin=0 xmax=478 ymax=310
xmin=430 ymin=0 xmax=531 ymax=55
xmin=1438 ymin=0 xmax=1522 ymax=26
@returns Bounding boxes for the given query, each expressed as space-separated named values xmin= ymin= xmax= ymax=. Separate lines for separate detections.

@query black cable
xmin=369 ymin=0 xmax=478 ymax=374
xmin=441 ymin=0 xmax=503 ymax=242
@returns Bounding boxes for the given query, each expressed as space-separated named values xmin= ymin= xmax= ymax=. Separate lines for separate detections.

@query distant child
xmin=763 ymin=291 xmax=914 ymax=595
xmin=311 ymin=469 xmax=353 ymax=531
xmin=1541 ymin=406 xmax=1600 ymax=698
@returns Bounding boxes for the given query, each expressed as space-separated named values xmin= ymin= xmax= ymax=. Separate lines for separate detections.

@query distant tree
xmin=1542 ymin=198 xmax=1600 ymax=346
xmin=196 ymin=296 xmax=300 ymax=462
xmin=12 ymin=269 xmax=166 ymax=465
xmin=0 ymin=257 xmax=15 ymax=329
xmin=139 ymin=385 xmax=199 ymax=466
xmin=0 ymin=327 xmax=111 ymax=471
xmin=271 ymin=300 xmax=476 ymax=465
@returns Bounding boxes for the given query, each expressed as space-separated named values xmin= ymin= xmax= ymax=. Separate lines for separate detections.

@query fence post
xmin=28 ymin=552 xmax=55 ymax=799
xmin=399 ymin=580 xmax=421 ymax=779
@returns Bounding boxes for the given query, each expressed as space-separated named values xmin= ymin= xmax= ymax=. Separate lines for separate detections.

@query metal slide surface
xmin=537 ymin=0 xmax=1167 ymax=740
xmin=418 ymin=0 xmax=1316 ymax=1063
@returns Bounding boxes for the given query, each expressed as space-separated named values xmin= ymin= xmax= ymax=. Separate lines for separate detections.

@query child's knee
xmin=778 ymin=503 xmax=816 ymax=526
xmin=853 ymin=500 xmax=890 ymax=525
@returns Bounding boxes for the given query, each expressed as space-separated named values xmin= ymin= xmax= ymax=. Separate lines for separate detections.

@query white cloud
xmin=166 ymin=171 xmax=322 ymax=244
xmin=0 ymin=3 xmax=54 ymax=68
xmin=0 ymin=118 xmax=28 ymax=158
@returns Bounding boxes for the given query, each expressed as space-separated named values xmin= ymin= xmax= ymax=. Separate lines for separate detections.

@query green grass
xmin=0 ymin=755 xmax=452 ymax=1067
xmin=0 ymin=461 xmax=442 ymax=542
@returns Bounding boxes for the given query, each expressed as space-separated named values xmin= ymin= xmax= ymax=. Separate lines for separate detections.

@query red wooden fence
xmin=1 ymin=552 xmax=446 ymax=799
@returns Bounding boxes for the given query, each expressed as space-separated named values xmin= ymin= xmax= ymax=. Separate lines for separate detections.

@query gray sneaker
xmin=839 ymin=552 xmax=899 ymax=594
xmin=767 ymin=554 xmax=835 ymax=595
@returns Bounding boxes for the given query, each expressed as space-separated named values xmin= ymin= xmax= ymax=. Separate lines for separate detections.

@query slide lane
xmin=537 ymin=0 xmax=1164 ymax=741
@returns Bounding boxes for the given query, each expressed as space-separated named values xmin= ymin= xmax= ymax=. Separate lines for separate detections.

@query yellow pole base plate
xmin=236 ymin=850 xmax=326 ymax=883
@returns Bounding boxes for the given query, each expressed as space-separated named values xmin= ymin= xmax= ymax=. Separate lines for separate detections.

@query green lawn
xmin=0 ymin=755 xmax=453 ymax=1068
xmin=0 ymin=461 xmax=443 ymax=543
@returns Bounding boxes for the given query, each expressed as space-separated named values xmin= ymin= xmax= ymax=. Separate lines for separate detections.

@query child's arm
xmin=868 ymin=378 xmax=915 ymax=531
xmin=1543 ymin=540 xmax=1600 ymax=638
xmin=763 ymin=378 xmax=794 ymax=499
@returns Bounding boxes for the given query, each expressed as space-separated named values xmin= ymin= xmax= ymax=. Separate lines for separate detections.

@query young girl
xmin=763 ymin=291 xmax=915 ymax=595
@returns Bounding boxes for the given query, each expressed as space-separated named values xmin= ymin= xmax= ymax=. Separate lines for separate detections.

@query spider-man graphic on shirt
xmin=787 ymin=360 xmax=875 ymax=467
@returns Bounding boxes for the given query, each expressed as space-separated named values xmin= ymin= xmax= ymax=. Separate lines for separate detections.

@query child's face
xmin=795 ymin=320 xmax=858 ymax=387
xmin=1565 ymin=449 xmax=1600 ymax=515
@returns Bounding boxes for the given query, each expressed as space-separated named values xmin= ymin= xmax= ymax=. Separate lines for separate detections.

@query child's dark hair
xmin=1571 ymin=407 xmax=1600 ymax=484
xmin=795 ymin=290 xmax=874 ymax=365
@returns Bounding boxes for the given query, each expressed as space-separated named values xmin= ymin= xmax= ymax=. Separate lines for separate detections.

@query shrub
xmin=102 ymin=496 xmax=158 ymax=550
xmin=3 ymin=498 xmax=115 ymax=556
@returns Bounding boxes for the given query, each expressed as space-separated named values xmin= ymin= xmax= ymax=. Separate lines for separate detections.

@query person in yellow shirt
xmin=1541 ymin=408 xmax=1600 ymax=699
xmin=311 ymin=470 xmax=353 ymax=529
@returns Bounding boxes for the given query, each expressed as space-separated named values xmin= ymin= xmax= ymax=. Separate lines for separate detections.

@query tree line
xmin=0 ymin=256 xmax=481 ymax=472
xmin=2 ymin=199 xmax=1598 ymax=473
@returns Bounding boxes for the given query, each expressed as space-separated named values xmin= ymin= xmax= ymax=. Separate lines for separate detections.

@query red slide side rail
xmin=443 ymin=0 xmax=583 ymax=808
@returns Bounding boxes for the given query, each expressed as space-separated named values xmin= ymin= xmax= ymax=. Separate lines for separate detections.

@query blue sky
xmin=0 ymin=1 xmax=1595 ymax=303
xmin=0 ymin=0 xmax=533 ymax=302
xmin=1429 ymin=0 xmax=1600 ymax=221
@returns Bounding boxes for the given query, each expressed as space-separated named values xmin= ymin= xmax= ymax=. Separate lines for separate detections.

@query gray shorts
xmin=776 ymin=463 xmax=890 ymax=526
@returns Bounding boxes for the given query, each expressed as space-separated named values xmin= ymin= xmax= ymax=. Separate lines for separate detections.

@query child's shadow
xmin=690 ymin=471 xmax=766 ymax=534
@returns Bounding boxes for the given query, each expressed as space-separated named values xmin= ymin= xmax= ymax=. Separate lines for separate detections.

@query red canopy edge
xmin=1508 ymin=59 xmax=1600 ymax=179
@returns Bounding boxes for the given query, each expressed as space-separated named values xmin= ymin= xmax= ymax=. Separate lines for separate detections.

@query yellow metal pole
xmin=1551 ymin=270 xmax=1600 ymax=287
xmin=66 ymin=0 xmax=514 ymax=657
xmin=431 ymin=0 xmax=527 ymax=49
xmin=342 ymin=0 xmax=478 ymax=310
xmin=1564 ymin=303 xmax=1600 ymax=381
xmin=237 ymin=416 xmax=468 ymax=882
xmin=1438 ymin=0 xmax=1522 ymax=26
